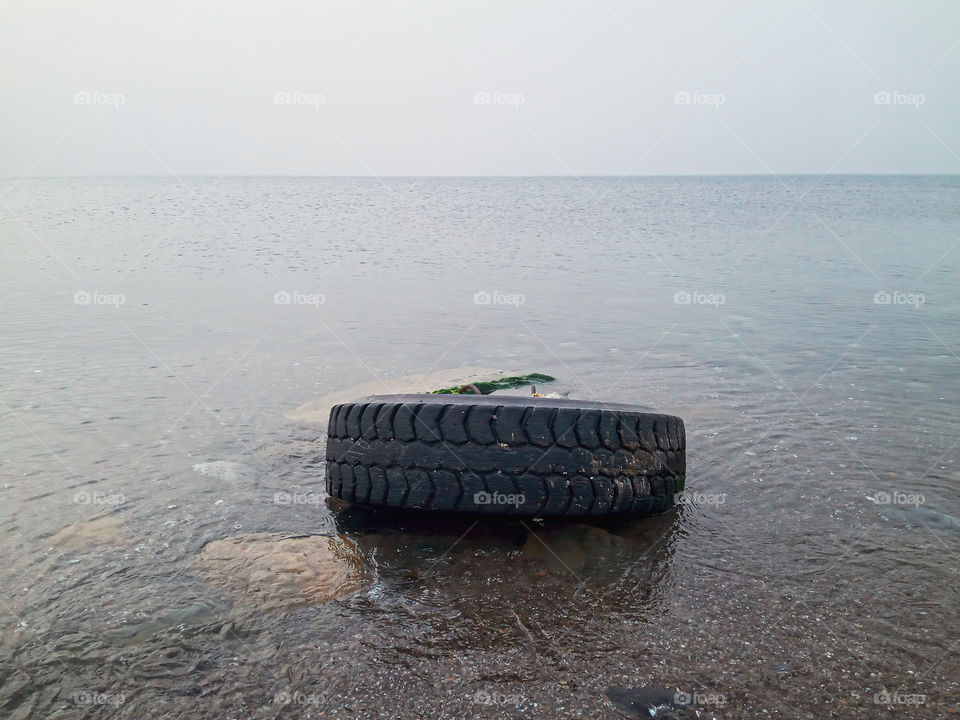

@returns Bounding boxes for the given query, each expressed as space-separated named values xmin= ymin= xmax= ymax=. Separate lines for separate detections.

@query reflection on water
xmin=1 ymin=177 xmax=958 ymax=718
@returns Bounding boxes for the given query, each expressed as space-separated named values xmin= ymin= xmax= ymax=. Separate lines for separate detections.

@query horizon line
xmin=3 ymin=172 xmax=959 ymax=180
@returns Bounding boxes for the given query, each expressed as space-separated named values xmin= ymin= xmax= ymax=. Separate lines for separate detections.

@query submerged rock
xmin=605 ymin=685 xmax=679 ymax=718
xmin=876 ymin=504 xmax=960 ymax=532
xmin=192 ymin=533 xmax=365 ymax=609
xmin=191 ymin=460 xmax=250 ymax=481
xmin=520 ymin=524 xmax=647 ymax=584
xmin=252 ymin=440 xmax=322 ymax=460
xmin=103 ymin=601 xmax=226 ymax=643
xmin=44 ymin=515 xmax=127 ymax=548
xmin=521 ymin=524 xmax=619 ymax=572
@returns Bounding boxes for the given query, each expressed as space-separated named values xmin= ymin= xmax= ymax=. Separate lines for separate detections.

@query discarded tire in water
xmin=325 ymin=394 xmax=685 ymax=516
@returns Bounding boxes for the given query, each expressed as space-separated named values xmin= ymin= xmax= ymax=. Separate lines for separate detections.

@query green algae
xmin=430 ymin=373 xmax=556 ymax=395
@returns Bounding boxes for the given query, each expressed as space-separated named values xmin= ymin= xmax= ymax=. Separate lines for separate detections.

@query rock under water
xmin=191 ymin=460 xmax=251 ymax=481
xmin=103 ymin=601 xmax=227 ymax=643
xmin=44 ymin=515 xmax=127 ymax=548
xmin=605 ymin=685 xmax=680 ymax=718
xmin=192 ymin=533 xmax=365 ymax=609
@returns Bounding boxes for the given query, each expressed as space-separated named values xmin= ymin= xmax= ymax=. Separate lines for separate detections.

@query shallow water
xmin=1 ymin=176 xmax=959 ymax=718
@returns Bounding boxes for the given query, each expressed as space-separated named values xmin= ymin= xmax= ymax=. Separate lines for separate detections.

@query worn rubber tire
xmin=325 ymin=394 xmax=685 ymax=517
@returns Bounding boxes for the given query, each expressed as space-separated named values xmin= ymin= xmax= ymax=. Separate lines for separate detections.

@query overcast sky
xmin=3 ymin=0 xmax=959 ymax=176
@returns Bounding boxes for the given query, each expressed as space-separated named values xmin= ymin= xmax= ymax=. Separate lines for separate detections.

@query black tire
xmin=325 ymin=394 xmax=685 ymax=517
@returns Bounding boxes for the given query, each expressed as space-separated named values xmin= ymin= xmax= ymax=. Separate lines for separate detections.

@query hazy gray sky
xmin=3 ymin=0 xmax=959 ymax=175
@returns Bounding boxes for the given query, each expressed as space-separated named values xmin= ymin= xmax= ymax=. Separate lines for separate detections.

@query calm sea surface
xmin=1 ymin=176 xmax=959 ymax=718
